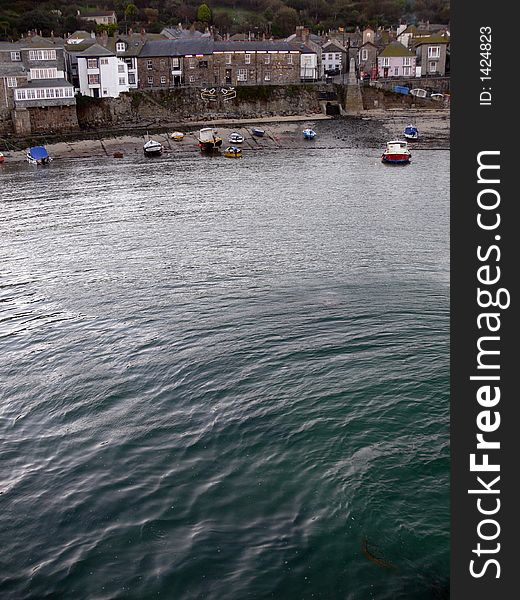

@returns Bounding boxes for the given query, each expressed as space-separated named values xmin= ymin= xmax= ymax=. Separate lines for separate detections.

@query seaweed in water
xmin=361 ymin=538 xmax=397 ymax=570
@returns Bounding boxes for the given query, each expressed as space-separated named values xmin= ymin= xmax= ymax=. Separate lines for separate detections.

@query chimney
xmin=91 ymin=31 xmax=95 ymax=39
xmin=129 ymin=28 xmax=133 ymax=36
xmin=140 ymin=27 xmax=146 ymax=42
xmin=295 ymin=25 xmax=304 ymax=39
xmin=302 ymin=28 xmax=310 ymax=44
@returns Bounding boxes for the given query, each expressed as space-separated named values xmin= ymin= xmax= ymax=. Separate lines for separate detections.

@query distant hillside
xmin=0 ymin=1 xmax=450 ymax=40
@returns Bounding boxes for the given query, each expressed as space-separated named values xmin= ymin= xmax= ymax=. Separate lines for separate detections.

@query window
xmin=119 ymin=77 xmax=126 ymax=85
xmin=87 ymin=58 xmax=98 ymax=69
xmin=225 ymin=54 xmax=232 ymax=65
xmin=335 ymin=53 xmax=340 ymax=60
xmin=237 ymin=68 xmax=247 ymax=81
xmin=147 ymin=60 xmax=153 ymax=70
xmin=264 ymin=55 xmax=270 ymax=64
xmin=361 ymin=49 xmax=368 ymax=61
xmin=189 ymin=75 xmax=195 ymax=83
xmin=15 ymin=89 xmax=26 ymax=100
xmin=403 ymin=66 xmax=411 ymax=76
xmin=264 ymin=72 xmax=271 ymax=81
xmin=198 ymin=60 xmax=208 ymax=68
xmin=28 ymin=49 xmax=56 ymax=61
xmin=160 ymin=76 xmax=166 ymax=84
xmin=103 ymin=89 xmax=108 ymax=95
xmin=381 ymin=57 xmax=390 ymax=67
xmin=44 ymin=88 xmax=52 ymax=98
xmin=7 ymin=77 xmax=17 ymax=88
xmin=394 ymin=67 xmax=399 ymax=76
xmin=428 ymin=46 xmax=440 ymax=58
xmin=147 ymin=76 xmax=153 ymax=86
xmin=429 ymin=61 xmax=437 ymax=73
xmin=128 ymin=73 xmax=136 ymax=85
xmin=172 ymin=58 xmax=180 ymax=69
xmin=160 ymin=59 xmax=166 ymax=69
xmin=116 ymin=42 xmax=125 ymax=52
xmin=245 ymin=54 xmax=251 ymax=64
xmin=100 ymin=58 xmax=109 ymax=65
xmin=88 ymin=74 xmax=100 ymax=85
xmin=403 ymin=57 xmax=411 ymax=66
xmin=118 ymin=64 xmax=125 ymax=73
xmin=287 ymin=54 xmax=293 ymax=65
xmin=30 ymin=68 xmax=58 ymax=79
xmin=10 ymin=51 xmax=21 ymax=61
xmin=189 ymin=58 xmax=196 ymax=69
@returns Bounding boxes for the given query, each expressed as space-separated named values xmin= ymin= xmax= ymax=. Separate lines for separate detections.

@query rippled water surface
xmin=1 ymin=148 xmax=449 ymax=599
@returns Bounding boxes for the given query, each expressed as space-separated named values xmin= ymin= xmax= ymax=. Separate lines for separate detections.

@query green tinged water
xmin=0 ymin=148 xmax=449 ymax=599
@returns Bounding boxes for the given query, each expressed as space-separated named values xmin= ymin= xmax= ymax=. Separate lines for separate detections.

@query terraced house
xmin=0 ymin=35 xmax=76 ymax=134
xmin=377 ymin=41 xmax=416 ymax=78
xmin=137 ymin=39 xmax=316 ymax=89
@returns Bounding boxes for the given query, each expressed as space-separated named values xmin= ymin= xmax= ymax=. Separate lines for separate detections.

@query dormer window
xmin=116 ymin=42 xmax=126 ymax=53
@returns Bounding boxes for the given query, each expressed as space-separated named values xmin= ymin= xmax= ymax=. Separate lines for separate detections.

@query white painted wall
xmin=78 ymin=55 xmax=129 ymax=98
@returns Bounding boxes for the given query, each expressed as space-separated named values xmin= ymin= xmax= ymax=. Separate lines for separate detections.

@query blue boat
xmin=26 ymin=146 xmax=52 ymax=165
xmin=303 ymin=128 xmax=317 ymax=140
xmin=251 ymin=127 xmax=265 ymax=137
xmin=403 ymin=125 xmax=418 ymax=140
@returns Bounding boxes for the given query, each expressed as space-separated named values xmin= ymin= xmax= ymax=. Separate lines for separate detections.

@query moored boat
xmin=197 ymin=127 xmax=223 ymax=151
xmin=381 ymin=140 xmax=411 ymax=165
xmin=26 ymin=146 xmax=52 ymax=165
xmin=170 ymin=131 xmax=184 ymax=141
xmin=228 ymin=132 xmax=244 ymax=144
xmin=303 ymin=128 xmax=317 ymax=140
xmin=403 ymin=125 xmax=418 ymax=140
xmin=224 ymin=146 xmax=242 ymax=158
xmin=143 ymin=139 xmax=163 ymax=156
xmin=251 ymin=127 xmax=265 ymax=137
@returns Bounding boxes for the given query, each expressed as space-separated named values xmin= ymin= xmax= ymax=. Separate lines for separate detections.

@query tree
xmin=196 ymin=3 xmax=212 ymax=23
xmin=125 ymin=3 xmax=139 ymax=23
xmin=272 ymin=6 xmax=299 ymax=37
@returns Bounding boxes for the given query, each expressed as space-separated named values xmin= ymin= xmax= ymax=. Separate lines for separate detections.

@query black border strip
xmin=451 ymin=2 xmax=518 ymax=597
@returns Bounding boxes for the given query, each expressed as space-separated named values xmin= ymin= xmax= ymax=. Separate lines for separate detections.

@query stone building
xmin=137 ymin=39 xmax=312 ymax=89
xmin=414 ymin=34 xmax=449 ymax=76
xmin=0 ymin=35 xmax=76 ymax=134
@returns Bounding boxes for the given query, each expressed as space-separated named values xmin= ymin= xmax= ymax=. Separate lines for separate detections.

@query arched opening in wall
xmin=326 ymin=102 xmax=340 ymax=115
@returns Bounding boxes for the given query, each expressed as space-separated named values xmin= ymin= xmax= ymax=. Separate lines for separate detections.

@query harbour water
xmin=0 ymin=148 xmax=449 ymax=599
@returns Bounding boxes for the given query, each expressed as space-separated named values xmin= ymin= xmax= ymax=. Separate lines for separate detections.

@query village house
xmin=414 ymin=34 xmax=449 ymax=76
xmin=0 ymin=37 xmax=74 ymax=110
xmin=357 ymin=41 xmax=378 ymax=80
xmin=321 ymin=39 xmax=347 ymax=76
xmin=137 ymin=39 xmax=316 ymax=88
xmin=77 ymin=43 xmax=129 ymax=98
xmin=79 ymin=10 xmax=117 ymax=26
xmin=377 ymin=41 xmax=416 ymax=78
xmin=0 ymin=35 xmax=76 ymax=133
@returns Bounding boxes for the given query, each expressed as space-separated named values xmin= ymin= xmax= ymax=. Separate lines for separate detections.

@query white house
xmin=299 ymin=46 xmax=319 ymax=81
xmin=77 ymin=44 xmax=129 ymax=98
xmin=321 ymin=40 xmax=347 ymax=75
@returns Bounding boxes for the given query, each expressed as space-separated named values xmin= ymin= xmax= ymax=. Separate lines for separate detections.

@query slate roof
xmin=24 ymin=77 xmax=74 ymax=88
xmin=78 ymin=43 xmax=115 ymax=57
xmin=379 ymin=41 xmax=415 ymax=57
xmin=140 ymin=38 xmax=310 ymax=57
xmin=414 ymin=34 xmax=450 ymax=46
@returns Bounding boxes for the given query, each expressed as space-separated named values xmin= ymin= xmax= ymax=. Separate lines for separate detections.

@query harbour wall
xmin=75 ymin=85 xmax=324 ymax=130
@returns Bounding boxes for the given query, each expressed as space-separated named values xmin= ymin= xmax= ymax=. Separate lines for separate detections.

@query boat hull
xmin=26 ymin=155 xmax=51 ymax=165
xmin=382 ymin=153 xmax=411 ymax=164
xmin=198 ymin=140 xmax=222 ymax=151
xmin=404 ymin=133 xmax=418 ymax=140
xmin=144 ymin=150 xmax=162 ymax=157
xmin=251 ymin=129 xmax=265 ymax=137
